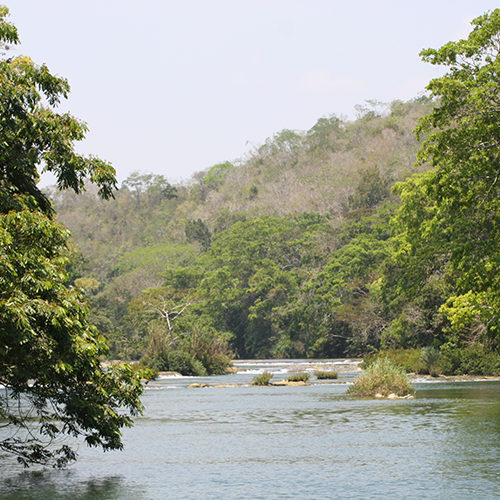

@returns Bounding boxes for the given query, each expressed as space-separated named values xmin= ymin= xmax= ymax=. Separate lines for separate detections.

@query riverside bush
xmin=364 ymin=345 xmax=500 ymax=376
xmin=167 ymin=350 xmax=207 ymax=376
xmin=361 ymin=348 xmax=424 ymax=373
xmin=315 ymin=371 xmax=338 ymax=379
xmin=286 ymin=372 xmax=310 ymax=383
xmin=420 ymin=346 xmax=441 ymax=376
xmin=199 ymin=352 xmax=233 ymax=375
xmin=144 ymin=344 xmax=232 ymax=376
xmin=348 ymin=358 xmax=414 ymax=397
xmin=252 ymin=371 xmax=274 ymax=386
xmin=440 ymin=345 xmax=500 ymax=376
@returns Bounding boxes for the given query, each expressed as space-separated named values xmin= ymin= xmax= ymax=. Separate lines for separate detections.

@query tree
xmin=127 ymin=281 xmax=233 ymax=375
xmin=348 ymin=166 xmax=391 ymax=210
xmin=185 ymin=218 xmax=212 ymax=250
xmin=194 ymin=214 xmax=329 ymax=358
xmin=202 ymin=161 xmax=235 ymax=191
xmin=301 ymin=211 xmax=392 ymax=357
xmin=0 ymin=12 xmax=116 ymax=215
xmin=257 ymin=129 xmax=302 ymax=157
xmin=0 ymin=6 xmax=143 ymax=467
xmin=122 ymin=172 xmax=177 ymax=209
xmin=306 ymin=115 xmax=344 ymax=152
xmin=391 ymin=10 xmax=500 ymax=345
xmin=135 ymin=287 xmax=198 ymax=349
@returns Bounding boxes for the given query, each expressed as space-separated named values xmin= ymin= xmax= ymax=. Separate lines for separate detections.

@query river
xmin=0 ymin=359 xmax=499 ymax=499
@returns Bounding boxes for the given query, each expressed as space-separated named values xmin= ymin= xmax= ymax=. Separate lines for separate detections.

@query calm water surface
xmin=1 ymin=359 xmax=499 ymax=499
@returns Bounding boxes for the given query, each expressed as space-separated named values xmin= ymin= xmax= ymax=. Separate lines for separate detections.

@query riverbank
xmin=411 ymin=374 xmax=500 ymax=382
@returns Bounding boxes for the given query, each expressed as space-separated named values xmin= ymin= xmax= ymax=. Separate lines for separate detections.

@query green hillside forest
xmin=51 ymin=12 xmax=499 ymax=376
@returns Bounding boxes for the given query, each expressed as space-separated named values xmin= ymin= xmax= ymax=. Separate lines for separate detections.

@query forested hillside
xmin=51 ymin=10 xmax=499 ymax=375
xmin=52 ymin=98 xmax=429 ymax=279
xmin=51 ymin=99 xmax=428 ymax=360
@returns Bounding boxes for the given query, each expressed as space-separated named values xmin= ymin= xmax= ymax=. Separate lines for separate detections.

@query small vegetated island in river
xmin=347 ymin=358 xmax=414 ymax=398
xmin=0 ymin=4 xmax=499 ymax=469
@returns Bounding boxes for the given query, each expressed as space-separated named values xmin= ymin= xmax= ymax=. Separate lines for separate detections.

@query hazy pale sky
xmin=6 ymin=0 xmax=499 ymax=186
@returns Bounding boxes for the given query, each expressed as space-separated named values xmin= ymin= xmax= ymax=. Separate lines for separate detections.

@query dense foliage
xmin=286 ymin=373 xmax=310 ymax=383
xmin=0 ymin=7 xmax=142 ymax=467
xmin=382 ymin=10 xmax=499 ymax=351
xmin=54 ymin=104 xmax=423 ymax=363
xmin=362 ymin=346 xmax=500 ymax=377
xmin=52 ymin=11 xmax=499 ymax=374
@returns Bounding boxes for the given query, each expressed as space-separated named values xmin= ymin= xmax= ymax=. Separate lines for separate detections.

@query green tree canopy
xmin=0 ymin=8 xmax=116 ymax=214
xmin=390 ymin=9 xmax=500 ymax=344
xmin=202 ymin=161 xmax=235 ymax=191
xmin=0 ymin=6 xmax=142 ymax=467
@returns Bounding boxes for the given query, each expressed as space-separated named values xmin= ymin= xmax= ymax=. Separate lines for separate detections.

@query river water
xmin=0 ymin=359 xmax=499 ymax=499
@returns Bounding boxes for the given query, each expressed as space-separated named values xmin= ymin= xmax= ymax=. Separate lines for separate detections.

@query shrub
xmin=143 ymin=352 xmax=169 ymax=372
xmin=361 ymin=348 xmax=424 ymax=373
xmin=144 ymin=342 xmax=232 ymax=376
xmin=167 ymin=350 xmax=207 ymax=376
xmin=252 ymin=371 xmax=274 ymax=386
xmin=286 ymin=372 xmax=310 ymax=383
xmin=191 ymin=358 xmax=209 ymax=377
xmin=419 ymin=346 xmax=441 ymax=376
xmin=440 ymin=345 xmax=500 ymax=376
xmin=201 ymin=352 xmax=233 ymax=375
xmin=183 ymin=324 xmax=234 ymax=375
xmin=315 ymin=370 xmax=338 ymax=379
xmin=348 ymin=358 xmax=414 ymax=397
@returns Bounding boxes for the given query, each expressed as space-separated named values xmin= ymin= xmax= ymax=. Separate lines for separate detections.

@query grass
xmin=252 ymin=371 xmax=273 ymax=386
xmin=348 ymin=358 xmax=414 ymax=397
xmin=286 ymin=372 xmax=310 ymax=383
xmin=314 ymin=370 xmax=338 ymax=379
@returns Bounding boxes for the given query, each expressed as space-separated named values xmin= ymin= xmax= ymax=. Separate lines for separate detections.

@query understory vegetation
xmin=50 ymin=11 xmax=499 ymax=375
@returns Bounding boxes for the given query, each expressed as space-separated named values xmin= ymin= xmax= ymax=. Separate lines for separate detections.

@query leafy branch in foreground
xmin=0 ymin=6 xmax=142 ymax=467
xmin=0 ymin=206 xmax=144 ymax=467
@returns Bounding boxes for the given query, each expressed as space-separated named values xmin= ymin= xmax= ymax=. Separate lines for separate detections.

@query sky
xmin=6 ymin=0 xmax=499 ymax=186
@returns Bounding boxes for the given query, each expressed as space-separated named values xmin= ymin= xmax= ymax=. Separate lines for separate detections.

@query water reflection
xmin=0 ymin=472 xmax=143 ymax=500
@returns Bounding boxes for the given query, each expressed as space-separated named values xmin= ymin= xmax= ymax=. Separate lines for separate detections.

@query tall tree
xmin=0 ymin=6 xmax=142 ymax=467
xmin=391 ymin=10 xmax=499 ymax=345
